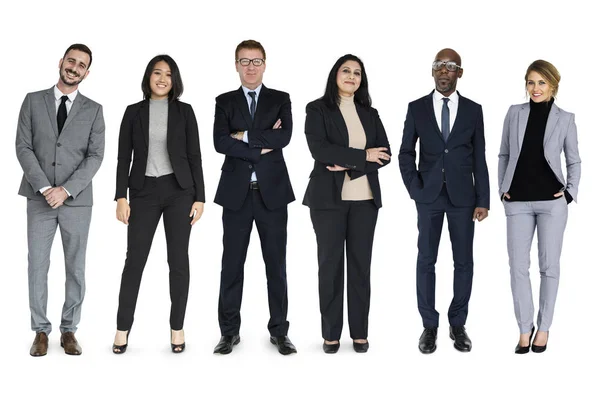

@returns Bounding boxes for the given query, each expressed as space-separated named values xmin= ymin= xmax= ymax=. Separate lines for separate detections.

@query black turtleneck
xmin=508 ymin=98 xmax=570 ymax=202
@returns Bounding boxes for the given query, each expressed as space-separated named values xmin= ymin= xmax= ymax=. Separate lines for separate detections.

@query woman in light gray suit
xmin=498 ymin=60 xmax=581 ymax=354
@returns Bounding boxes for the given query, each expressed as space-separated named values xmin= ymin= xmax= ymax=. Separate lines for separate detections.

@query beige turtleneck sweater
xmin=339 ymin=95 xmax=373 ymax=201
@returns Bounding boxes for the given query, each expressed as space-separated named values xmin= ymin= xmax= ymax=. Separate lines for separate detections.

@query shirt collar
xmin=433 ymin=89 xmax=459 ymax=103
xmin=54 ymin=85 xmax=78 ymax=103
xmin=242 ymin=84 xmax=263 ymax=99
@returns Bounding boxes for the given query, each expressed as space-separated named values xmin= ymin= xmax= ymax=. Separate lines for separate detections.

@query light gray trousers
xmin=27 ymin=199 xmax=92 ymax=335
xmin=504 ymin=198 xmax=568 ymax=333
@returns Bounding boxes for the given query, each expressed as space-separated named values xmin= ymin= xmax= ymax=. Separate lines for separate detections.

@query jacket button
xmin=52 ymin=162 xmax=56 ymax=166
xmin=442 ymin=168 xmax=445 ymax=172
xmin=444 ymin=149 xmax=448 ymax=153
xmin=57 ymin=143 xmax=62 ymax=147
xmin=248 ymin=165 xmax=252 ymax=169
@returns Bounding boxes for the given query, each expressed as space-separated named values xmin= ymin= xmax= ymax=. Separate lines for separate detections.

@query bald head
xmin=435 ymin=48 xmax=462 ymax=66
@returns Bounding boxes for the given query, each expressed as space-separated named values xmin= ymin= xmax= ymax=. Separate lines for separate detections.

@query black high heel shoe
xmin=531 ymin=331 xmax=548 ymax=353
xmin=514 ymin=326 xmax=534 ymax=354
xmin=112 ymin=330 xmax=130 ymax=354
xmin=171 ymin=330 xmax=186 ymax=353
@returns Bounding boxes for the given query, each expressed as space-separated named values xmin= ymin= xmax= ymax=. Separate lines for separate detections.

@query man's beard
xmin=60 ymin=68 xmax=84 ymax=86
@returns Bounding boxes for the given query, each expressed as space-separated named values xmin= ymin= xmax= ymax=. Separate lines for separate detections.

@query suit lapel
xmin=44 ymin=87 xmax=59 ymax=137
xmin=253 ymin=85 xmax=270 ymax=127
xmin=139 ymin=100 xmax=150 ymax=148
xmin=331 ymin=105 xmax=350 ymax=147
xmin=446 ymin=92 xmax=463 ymax=142
xmin=61 ymin=93 xmax=85 ymax=133
xmin=235 ymin=87 xmax=253 ymax=129
xmin=517 ymin=103 xmax=529 ymax=152
xmin=424 ymin=92 xmax=444 ymax=141
xmin=356 ymin=105 xmax=372 ymax=144
xmin=167 ymin=101 xmax=182 ymax=148
xmin=543 ymin=103 xmax=560 ymax=148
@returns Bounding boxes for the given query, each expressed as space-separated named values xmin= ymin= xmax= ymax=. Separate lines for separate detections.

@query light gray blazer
xmin=498 ymin=102 xmax=581 ymax=202
xmin=16 ymin=87 xmax=105 ymax=206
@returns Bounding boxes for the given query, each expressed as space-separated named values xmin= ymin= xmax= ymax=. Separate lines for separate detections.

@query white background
xmin=1 ymin=0 xmax=597 ymax=397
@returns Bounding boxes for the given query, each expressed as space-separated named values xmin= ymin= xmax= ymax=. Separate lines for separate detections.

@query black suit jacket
xmin=302 ymin=99 xmax=391 ymax=210
xmin=115 ymin=99 xmax=205 ymax=202
xmin=398 ymin=91 xmax=490 ymax=208
xmin=213 ymin=85 xmax=295 ymax=211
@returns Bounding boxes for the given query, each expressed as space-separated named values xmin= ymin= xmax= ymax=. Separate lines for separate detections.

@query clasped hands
xmin=116 ymin=198 xmax=204 ymax=226
xmin=230 ymin=119 xmax=282 ymax=155
xmin=43 ymin=186 xmax=68 ymax=209
xmin=326 ymin=147 xmax=390 ymax=172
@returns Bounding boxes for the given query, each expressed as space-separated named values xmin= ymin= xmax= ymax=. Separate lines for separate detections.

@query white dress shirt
xmin=241 ymin=84 xmax=263 ymax=182
xmin=432 ymin=89 xmax=459 ymax=133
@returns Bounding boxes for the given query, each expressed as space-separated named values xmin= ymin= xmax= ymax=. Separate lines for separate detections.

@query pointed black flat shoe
xmin=353 ymin=340 xmax=369 ymax=353
xmin=323 ymin=341 xmax=340 ymax=354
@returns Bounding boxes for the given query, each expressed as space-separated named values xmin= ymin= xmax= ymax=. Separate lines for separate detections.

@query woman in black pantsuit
xmin=303 ymin=54 xmax=391 ymax=353
xmin=112 ymin=55 xmax=205 ymax=354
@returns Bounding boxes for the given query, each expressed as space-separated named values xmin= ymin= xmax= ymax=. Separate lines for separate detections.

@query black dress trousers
xmin=116 ymin=174 xmax=195 ymax=331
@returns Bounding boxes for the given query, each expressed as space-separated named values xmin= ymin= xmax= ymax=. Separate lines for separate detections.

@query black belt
xmin=249 ymin=181 xmax=259 ymax=190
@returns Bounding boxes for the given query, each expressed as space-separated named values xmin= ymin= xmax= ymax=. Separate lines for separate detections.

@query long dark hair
xmin=141 ymin=54 xmax=184 ymax=101
xmin=321 ymin=54 xmax=371 ymax=109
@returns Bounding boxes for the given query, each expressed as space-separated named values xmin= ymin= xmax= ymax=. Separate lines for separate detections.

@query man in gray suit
xmin=16 ymin=43 xmax=105 ymax=356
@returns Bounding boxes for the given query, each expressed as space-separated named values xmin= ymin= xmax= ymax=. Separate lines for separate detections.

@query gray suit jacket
xmin=16 ymin=87 xmax=105 ymax=206
xmin=498 ymin=102 xmax=581 ymax=202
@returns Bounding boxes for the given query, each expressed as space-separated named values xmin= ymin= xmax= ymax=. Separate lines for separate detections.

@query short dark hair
xmin=141 ymin=55 xmax=184 ymax=101
xmin=235 ymin=39 xmax=266 ymax=60
xmin=63 ymin=43 xmax=93 ymax=68
xmin=321 ymin=54 xmax=371 ymax=109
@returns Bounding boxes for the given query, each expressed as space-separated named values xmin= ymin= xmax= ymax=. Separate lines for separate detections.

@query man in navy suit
xmin=399 ymin=48 xmax=490 ymax=354
xmin=212 ymin=40 xmax=296 ymax=355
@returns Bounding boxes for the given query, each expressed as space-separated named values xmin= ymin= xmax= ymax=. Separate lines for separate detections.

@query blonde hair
xmin=525 ymin=60 xmax=561 ymax=99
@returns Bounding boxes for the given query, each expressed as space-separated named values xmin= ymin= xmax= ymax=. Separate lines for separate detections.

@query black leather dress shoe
xmin=353 ymin=340 xmax=369 ymax=353
xmin=213 ymin=335 xmax=240 ymax=354
xmin=270 ymin=336 xmax=297 ymax=355
xmin=515 ymin=326 xmax=535 ymax=354
xmin=532 ymin=331 xmax=548 ymax=353
xmin=449 ymin=326 xmax=472 ymax=352
xmin=418 ymin=328 xmax=437 ymax=354
xmin=322 ymin=341 xmax=340 ymax=354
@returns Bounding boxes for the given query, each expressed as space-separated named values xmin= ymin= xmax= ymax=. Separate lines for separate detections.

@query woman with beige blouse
xmin=303 ymin=54 xmax=391 ymax=354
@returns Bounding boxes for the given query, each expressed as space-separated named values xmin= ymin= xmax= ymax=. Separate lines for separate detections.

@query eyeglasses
xmin=432 ymin=61 xmax=462 ymax=72
xmin=237 ymin=58 xmax=265 ymax=67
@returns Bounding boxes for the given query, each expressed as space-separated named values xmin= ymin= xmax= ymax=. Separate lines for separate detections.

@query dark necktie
xmin=57 ymin=95 xmax=68 ymax=134
xmin=248 ymin=91 xmax=256 ymax=120
xmin=442 ymin=97 xmax=450 ymax=142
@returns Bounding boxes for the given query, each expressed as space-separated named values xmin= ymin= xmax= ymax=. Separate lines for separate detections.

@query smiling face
xmin=235 ymin=48 xmax=265 ymax=90
xmin=526 ymin=71 xmax=553 ymax=102
xmin=58 ymin=49 xmax=90 ymax=89
xmin=432 ymin=49 xmax=463 ymax=96
xmin=336 ymin=60 xmax=362 ymax=97
xmin=149 ymin=60 xmax=172 ymax=100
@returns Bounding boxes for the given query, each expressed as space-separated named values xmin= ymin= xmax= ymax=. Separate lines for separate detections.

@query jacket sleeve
xmin=15 ymin=93 xmax=52 ymax=192
xmin=497 ymin=106 xmax=512 ymax=200
xmin=213 ymin=99 xmax=261 ymax=163
xmin=115 ymin=106 xmax=133 ymax=200
xmin=185 ymin=104 xmax=205 ymax=202
xmin=348 ymin=107 xmax=391 ymax=180
xmin=472 ymin=104 xmax=490 ymax=209
xmin=304 ymin=102 xmax=367 ymax=171
xmin=398 ymin=104 xmax=420 ymax=193
xmin=247 ymin=93 xmax=292 ymax=149
xmin=563 ymin=113 xmax=581 ymax=202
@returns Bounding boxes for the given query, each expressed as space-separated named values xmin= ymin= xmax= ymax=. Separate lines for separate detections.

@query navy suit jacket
xmin=399 ymin=91 xmax=490 ymax=209
xmin=213 ymin=85 xmax=295 ymax=211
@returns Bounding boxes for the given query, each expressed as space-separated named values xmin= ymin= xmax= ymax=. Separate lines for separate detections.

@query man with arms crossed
xmin=16 ymin=43 xmax=105 ymax=356
xmin=213 ymin=40 xmax=296 ymax=355
xmin=399 ymin=48 xmax=490 ymax=354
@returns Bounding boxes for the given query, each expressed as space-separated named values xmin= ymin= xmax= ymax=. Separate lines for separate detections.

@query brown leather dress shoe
xmin=60 ymin=332 xmax=82 ymax=355
xmin=30 ymin=332 xmax=48 ymax=357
